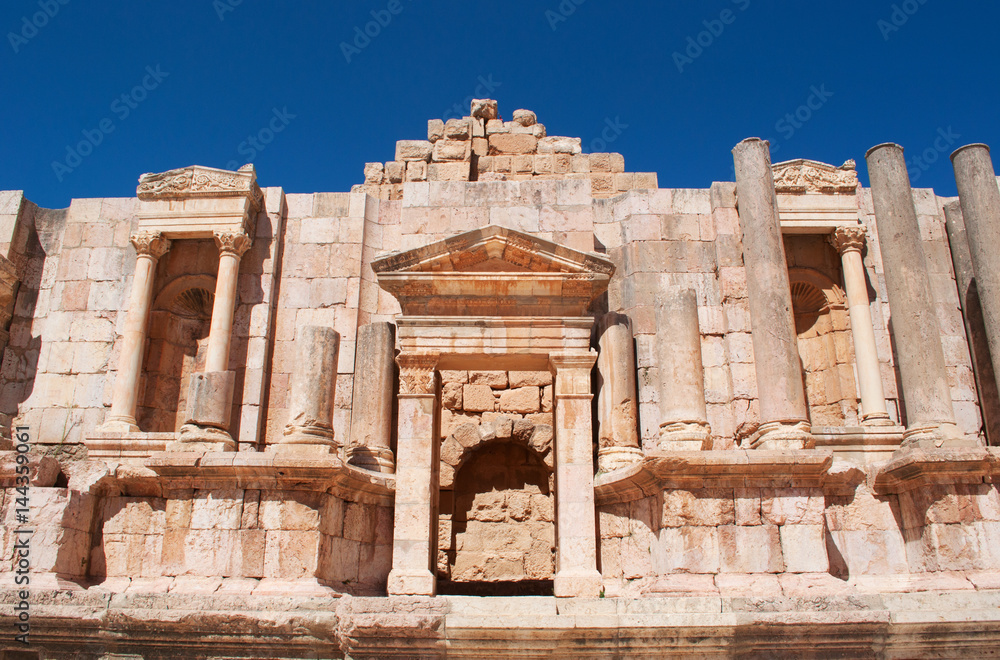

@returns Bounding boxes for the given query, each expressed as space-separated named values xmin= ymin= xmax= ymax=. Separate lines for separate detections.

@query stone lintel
xmin=874 ymin=446 xmax=998 ymax=494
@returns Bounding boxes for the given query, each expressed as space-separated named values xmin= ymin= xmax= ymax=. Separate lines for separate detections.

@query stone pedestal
xmin=551 ymin=352 xmax=603 ymax=598
xmin=732 ymin=138 xmax=813 ymax=450
xmin=944 ymin=201 xmax=1000 ymax=445
xmin=101 ymin=232 xmax=170 ymax=433
xmin=274 ymin=326 xmax=340 ymax=455
xmin=173 ymin=371 xmax=237 ymax=452
xmin=387 ymin=353 xmax=439 ymax=596
xmin=596 ymin=313 xmax=643 ymax=471
xmin=347 ymin=322 xmax=397 ymax=472
xmin=829 ymin=226 xmax=893 ymax=426
xmin=865 ymin=143 xmax=965 ymax=448
xmin=655 ymin=289 xmax=712 ymax=450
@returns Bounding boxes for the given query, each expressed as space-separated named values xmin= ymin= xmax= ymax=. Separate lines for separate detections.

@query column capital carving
xmin=213 ymin=231 xmax=252 ymax=257
xmin=130 ymin=231 xmax=171 ymax=259
xmin=548 ymin=351 xmax=598 ymax=372
xmin=396 ymin=353 xmax=438 ymax=395
xmin=829 ymin=225 xmax=868 ymax=255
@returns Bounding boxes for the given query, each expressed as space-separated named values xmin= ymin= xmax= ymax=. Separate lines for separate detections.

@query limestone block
xmin=444 ymin=118 xmax=470 ymax=140
xmin=735 ymin=488 xmax=762 ymax=526
xmin=427 ymin=120 xmax=444 ymax=143
xmin=538 ymin=136 xmax=583 ymax=155
xmin=512 ymin=109 xmax=537 ymax=126
xmin=470 ymin=371 xmax=508 ymax=388
xmin=635 ymin=172 xmax=659 ymax=189
xmin=509 ymin=371 xmax=552 ymax=387
xmin=533 ymin=155 xmax=553 ymax=174
xmin=440 ymin=370 xmax=469 ymax=384
xmin=385 ymin=161 xmax=405 ymax=183
xmin=185 ymin=371 xmax=235 ymax=429
xmin=472 ymin=137 xmax=489 ymax=157
xmin=486 ymin=119 xmax=508 ymax=135
xmin=590 ymin=153 xmax=612 ymax=173
xmin=493 ymin=155 xmax=512 ymax=173
xmin=540 ymin=385 xmax=553 ymax=412
xmin=440 ymin=409 xmax=479 ymax=439
xmin=405 ymin=160 xmax=428 ymax=182
xmin=427 ymin=162 xmax=470 ymax=181
xmin=655 ymin=526 xmax=720 ymax=574
xmin=463 ymin=384 xmax=495 ymax=412
xmin=432 ymin=139 xmax=470 ymax=162
xmin=262 ymin=530 xmax=319 ymax=579
xmin=470 ymin=99 xmax=498 ymax=120
xmin=395 ymin=140 xmax=434 ymax=162
xmin=761 ymin=488 xmax=824 ymax=525
xmin=591 ymin=173 xmax=615 ymax=195
xmin=661 ymin=490 xmax=735 ymax=527
xmin=489 ymin=134 xmax=538 ymax=155
xmin=553 ymin=153 xmax=572 ymax=174
xmin=442 ymin=382 xmax=463 ymax=409
xmin=718 ymin=525 xmax=783 ymax=573
xmin=364 ymin=163 xmax=384 ymax=184
xmin=499 ymin=387 xmax=540 ymax=414
xmin=779 ymin=525 xmax=829 ymax=573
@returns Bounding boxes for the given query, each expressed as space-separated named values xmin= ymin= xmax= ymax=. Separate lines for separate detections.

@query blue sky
xmin=2 ymin=1 xmax=996 ymax=209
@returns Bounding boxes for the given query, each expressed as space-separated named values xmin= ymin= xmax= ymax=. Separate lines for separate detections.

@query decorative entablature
xmin=772 ymin=159 xmax=861 ymax=234
xmin=135 ymin=164 xmax=263 ymax=239
xmin=372 ymin=225 xmax=615 ymax=317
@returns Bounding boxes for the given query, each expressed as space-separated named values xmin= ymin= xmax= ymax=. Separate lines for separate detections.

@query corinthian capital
xmin=130 ymin=231 xmax=171 ymax=259
xmin=829 ymin=225 xmax=867 ymax=255
xmin=213 ymin=231 xmax=252 ymax=257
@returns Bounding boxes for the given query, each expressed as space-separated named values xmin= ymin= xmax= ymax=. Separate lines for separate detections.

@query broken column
xmin=655 ymin=289 xmax=711 ymax=450
xmin=951 ymin=144 xmax=1000 ymax=398
xmin=550 ymin=352 xmax=603 ymax=598
xmin=101 ymin=231 xmax=170 ymax=433
xmin=865 ymin=143 xmax=965 ymax=448
xmin=732 ymin=138 xmax=813 ymax=450
xmin=273 ymin=326 xmax=340 ymax=455
xmin=347 ymin=322 xmax=397 ymax=473
xmin=829 ymin=226 xmax=893 ymax=426
xmin=596 ymin=313 xmax=643 ymax=471
xmin=944 ymin=200 xmax=1000 ymax=444
xmin=387 ymin=353 xmax=439 ymax=596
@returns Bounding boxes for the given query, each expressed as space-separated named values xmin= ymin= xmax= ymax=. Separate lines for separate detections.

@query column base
xmin=750 ymin=421 xmax=815 ymax=451
xmin=658 ymin=421 xmax=712 ymax=451
xmin=98 ymin=417 xmax=141 ymax=434
xmin=276 ymin=425 xmax=338 ymax=455
xmin=554 ymin=568 xmax=603 ymax=598
xmin=597 ymin=446 xmax=643 ymax=472
xmin=861 ymin=412 xmax=896 ymax=427
xmin=901 ymin=422 xmax=977 ymax=450
xmin=387 ymin=569 xmax=436 ymax=596
xmin=346 ymin=446 xmax=396 ymax=473
xmin=168 ymin=424 xmax=236 ymax=452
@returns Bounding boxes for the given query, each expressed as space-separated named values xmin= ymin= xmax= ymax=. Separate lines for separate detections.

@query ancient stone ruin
xmin=2 ymin=101 xmax=1000 ymax=656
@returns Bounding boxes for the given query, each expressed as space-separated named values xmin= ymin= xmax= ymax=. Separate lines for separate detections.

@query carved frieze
xmin=137 ymin=164 xmax=264 ymax=212
xmin=773 ymin=159 xmax=859 ymax=194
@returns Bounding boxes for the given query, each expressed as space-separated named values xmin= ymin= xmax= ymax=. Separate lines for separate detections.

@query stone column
xmin=829 ymin=226 xmax=893 ymax=426
xmin=550 ymin=351 xmax=602 ymax=598
xmin=865 ymin=143 xmax=964 ymax=448
xmin=951 ymin=144 xmax=1000 ymax=395
xmin=655 ymin=288 xmax=712 ymax=450
xmin=944 ymin=201 xmax=1000 ymax=444
xmin=732 ymin=138 xmax=813 ymax=449
xmin=596 ymin=314 xmax=643 ymax=471
xmin=273 ymin=326 xmax=339 ymax=455
xmin=347 ymin=322 xmax=396 ymax=473
xmin=387 ymin=353 xmax=439 ymax=596
xmin=205 ymin=231 xmax=252 ymax=373
xmin=100 ymin=232 xmax=170 ymax=433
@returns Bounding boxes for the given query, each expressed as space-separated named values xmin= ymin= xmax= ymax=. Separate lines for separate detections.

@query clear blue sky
xmin=2 ymin=1 xmax=997 ymax=209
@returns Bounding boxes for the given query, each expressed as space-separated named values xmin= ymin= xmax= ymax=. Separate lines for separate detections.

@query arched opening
xmin=438 ymin=438 xmax=554 ymax=596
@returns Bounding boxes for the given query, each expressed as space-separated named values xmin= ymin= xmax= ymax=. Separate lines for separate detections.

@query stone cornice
xmin=773 ymin=159 xmax=859 ymax=194
xmin=137 ymin=164 xmax=264 ymax=213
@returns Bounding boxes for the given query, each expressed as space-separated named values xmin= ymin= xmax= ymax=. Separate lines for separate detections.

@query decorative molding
xmin=213 ymin=231 xmax=252 ymax=258
xmin=397 ymin=354 xmax=438 ymax=395
xmin=773 ymin=159 xmax=859 ymax=194
xmin=137 ymin=164 xmax=264 ymax=212
xmin=130 ymin=231 xmax=171 ymax=259
xmin=829 ymin=225 xmax=867 ymax=254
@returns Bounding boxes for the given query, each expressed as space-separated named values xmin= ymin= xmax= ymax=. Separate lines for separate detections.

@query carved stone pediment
xmin=137 ymin=164 xmax=264 ymax=211
xmin=373 ymin=226 xmax=615 ymax=316
xmin=772 ymin=159 xmax=859 ymax=194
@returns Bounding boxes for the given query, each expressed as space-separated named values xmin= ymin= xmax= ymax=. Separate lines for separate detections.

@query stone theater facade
xmin=2 ymin=100 xmax=1000 ymax=657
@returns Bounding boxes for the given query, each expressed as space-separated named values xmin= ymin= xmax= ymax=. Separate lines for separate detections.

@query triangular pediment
xmin=772 ymin=158 xmax=858 ymax=194
xmin=372 ymin=226 xmax=615 ymax=317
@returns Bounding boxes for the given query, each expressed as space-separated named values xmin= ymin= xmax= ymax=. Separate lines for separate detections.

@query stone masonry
xmin=2 ymin=102 xmax=1000 ymax=657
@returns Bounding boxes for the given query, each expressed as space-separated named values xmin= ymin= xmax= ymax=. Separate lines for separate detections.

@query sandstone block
xmin=512 ymin=109 xmax=537 ymax=126
xmin=490 ymin=134 xmax=538 ymax=155
xmin=500 ymin=387 xmax=540 ymax=413
xmin=470 ymin=99 xmax=498 ymax=120
xmin=486 ymin=119 xmax=508 ymax=135
xmin=719 ymin=525 xmax=783 ymax=573
xmin=444 ymin=118 xmax=470 ymax=140
xmin=591 ymin=173 xmax=615 ymax=194
xmin=509 ymin=371 xmax=553 ymax=387
xmin=432 ymin=139 xmax=470 ymax=162
xmin=463 ymin=384 xmax=496 ymax=412
xmin=493 ymin=155 xmax=512 ymax=173
xmin=427 ymin=119 xmax=444 ymax=142
xmin=513 ymin=155 xmax=533 ymax=173
xmin=533 ymin=155 xmax=552 ymax=174
xmin=572 ymin=154 xmax=591 ymax=173
xmin=440 ymin=370 xmax=469 ymax=384
xmin=635 ymin=172 xmax=659 ymax=188
xmin=470 ymin=371 xmax=508 ymax=388
xmin=472 ymin=137 xmax=489 ymax=156
xmin=538 ymin=136 xmax=583 ymax=154
xmin=779 ymin=525 xmax=829 ymax=573
xmin=384 ymin=161 xmax=405 ymax=183
xmin=662 ymin=490 xmax=735 ymax=527
xmin=590 ymin=153 xmax=612 ymax=172
xmin=395 ymin=140 xmax=434 ymax=161
xmin=364 ymin=162 xmax=384 ymax=184
xmin=427 ymin=161 xmax=470 ymax=181
xmin=442 ymin=382 xmax=463 ymax=409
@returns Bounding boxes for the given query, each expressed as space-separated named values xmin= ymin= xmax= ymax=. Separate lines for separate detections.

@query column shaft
xmin=205 ymin=232 xmax=250 ymax=372
xmin=732 ymin=138 xmax=812 ymax=449
xmin=551 ymin=352 xmax=602 ymax=598
xmin=865 ymin=143 xmax=963 ymax=447
xmin=103 ymin=232 xmax=170 ymax=432
xmin=387 ymin=354 xmax=438 ymax=596
xmin=347 ymin=322 xmax=397 ymax=472
xmin=655 ymin=288 xmax=711 ymax=450
xmin=277 ymin=326 xmax=339 ymax=453
xmin=830 ymin=227 xmax=892 ymax=426
xmin=596 ymin=314 xmax=643 ymax=471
